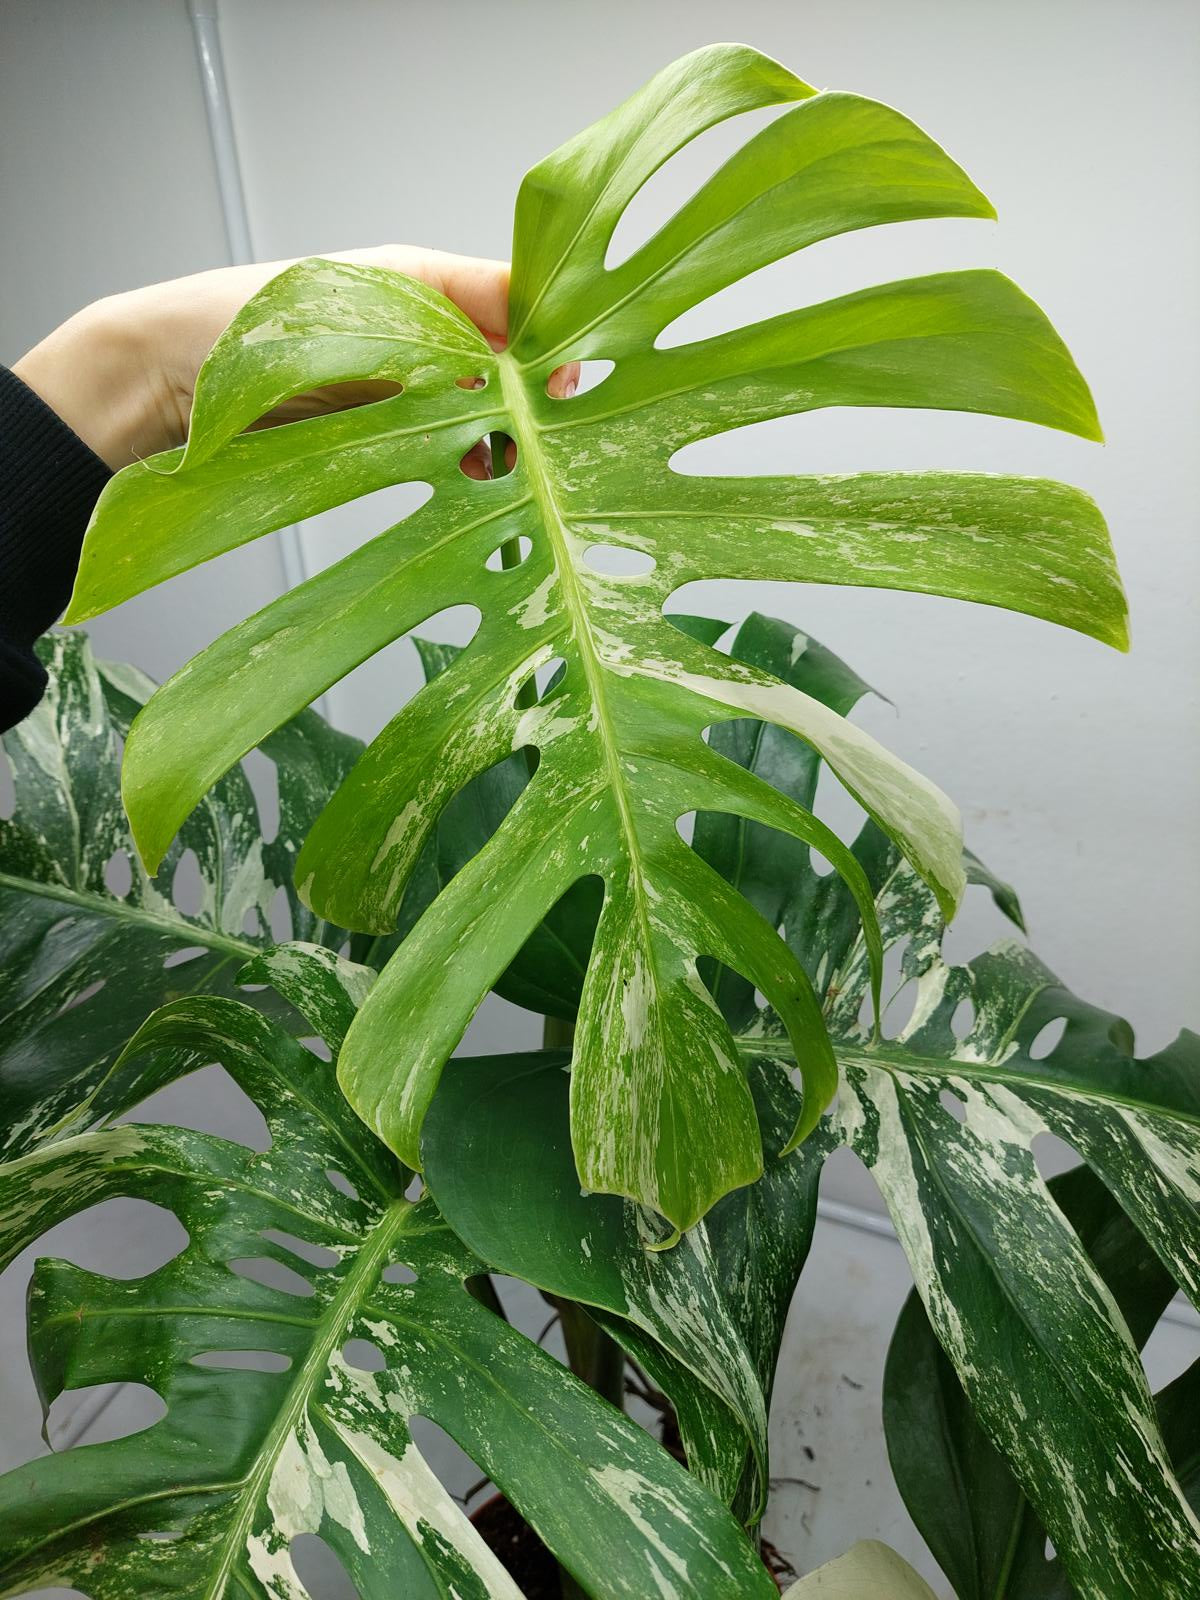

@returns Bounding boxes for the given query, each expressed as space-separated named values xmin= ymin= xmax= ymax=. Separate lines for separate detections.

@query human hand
xmin=13 ymin=247 xmax=576 ymax=472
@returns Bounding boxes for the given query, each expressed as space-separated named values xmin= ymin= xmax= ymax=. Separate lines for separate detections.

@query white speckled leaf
xmin=0 ymin=987 xmax=776 ymax=1599
xmin=884 ymin=1166 xmax=1200 ymax=1600
xmin=0 ymin=631 xmax=362 ymax=1161
xmin=65 ymin=44 xmax=1124 ymax=1227
xmin=693 ymin=611 xmax=1199 ymax=1598
xmin=730 ymin=811 xmax=1199 ymax=1589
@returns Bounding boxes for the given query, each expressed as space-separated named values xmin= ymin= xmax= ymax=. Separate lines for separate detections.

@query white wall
xmin=2 ymin=1 xmax=1198 ymax=1590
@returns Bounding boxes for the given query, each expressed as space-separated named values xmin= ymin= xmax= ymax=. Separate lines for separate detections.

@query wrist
xmin=12 ymin=291 xmax=178 ymax=471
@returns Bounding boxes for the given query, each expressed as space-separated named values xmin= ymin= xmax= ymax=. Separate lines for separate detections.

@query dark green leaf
xmin=0 ymin=986 xmax=776 ymax=1599
xmin=0 ymin=632 xmax=360 ymax=1160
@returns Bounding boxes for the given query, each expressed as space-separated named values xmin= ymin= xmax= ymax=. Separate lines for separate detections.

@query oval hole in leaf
xmin=171 ymin=848 xmax=204 ymax=917
xmin=459 ymin=435 xmax=494 ymax=481
xmin=242 ymin=378 xmax=405 ymax=436
xmin=301 ymin=1035 xmax=333 ymax=1063
xmin=0 ymin=750 xmax=13 ymax=819
xmin=382 ymin=1261 xmax=417 ymax=1286
xmin=163 ymin=945 xmax=206 ymax=969
xmin=536 ymin=657 xmax=567 ymax=699
xmin=241 ymin=746 xmax=280 ymax=844
xmin=485 ymin=534 xmax=533 ymax=570
xmin=1029 ymin=1016 xmax=1067 ymax=1060
xmin=882 ymin=978 xmax=919 ymax=1041
xmin=939 ymin=1088 xmax=967 ymax=1123
xmin=46 ymin=1382 xmax=167 ymax=1448
xmin=950 ymin=998 xmax=975 ymax=1040
xmin=859 ymin=940 xmax=910 ymax=1036
xmin=326 ymin=1169 xmax=359 ymax=1200
xmin=121 ymin=1063 xmax=271 ymax=1153
xmin=675 ymin=810 xmax=696 ymax=845
xmin=411 ymin=602 xmax=483 ymax=652
xmin=54 ymin=977 xmax=105 ymax=1018
xmin=547 ymin=358 xmax=614 ymax=397
xmin=1031 ymin=1130 xmax=1081 ymax=1184
xmin=290 ymin=1532 xmax=362 ymax=1599
xmin=410 ymin=1416 xmax=490 ymax=1505
xmin=261 ymin=1229 xmax=339 ymax=1269
xmin=229 ymin=1256 xmax=316 ymax=1298
xmin=604 ymin=100 xmax=790 ymax=269
xmin=191 ymin=1349 xmax=292 ymax=1373
xmin=104 ymin=849 xmax=132 ymax=898
xmin=342 ymin=1338 xmax=387 ymax=1373
xmin=582 ymin=543 xmax=656 ymax=578
xmin=455 ymin=374 xmax=488 ymax=390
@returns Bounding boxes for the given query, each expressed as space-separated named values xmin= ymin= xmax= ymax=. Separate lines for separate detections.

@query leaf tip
xmin=644 ymin=1225 xmax=683 ymax=1254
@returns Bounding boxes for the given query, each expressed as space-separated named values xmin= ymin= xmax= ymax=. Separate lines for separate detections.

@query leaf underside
xmin=65 ymin=43 xmax=1125 ymax=1228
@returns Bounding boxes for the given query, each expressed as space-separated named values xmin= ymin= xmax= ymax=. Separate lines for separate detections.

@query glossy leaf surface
xmin=884 ymin=1168 xmax=1199 ymax=1599
xmin=722 ymin=631 xmax=1200 ymax=1600
xmin=0 ymin=986 xmax=776 ymax=1600
xmin=67 ymin=44 xmax=1124 ymax=1228
xmin=422 ymin=1047 xmax=823 ymax=1520
xmin=0 ymin=631 xmax=360 ymax=1161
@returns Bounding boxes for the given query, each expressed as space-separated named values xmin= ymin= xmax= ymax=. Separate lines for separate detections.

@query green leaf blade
xmin=64 ymin=44 xmax=1123 ymax=1224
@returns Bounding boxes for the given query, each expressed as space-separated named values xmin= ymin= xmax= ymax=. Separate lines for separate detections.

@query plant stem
xmin=554 ymin=1298 xmax=626 ymax=1412
xmin=464 ymin=1273 xmax=508 ymax=1321
xmin=535 ymin=1011 xmax=602 ymax=1600
xmin=542 ymin=1014 xmax=576 ymax=1050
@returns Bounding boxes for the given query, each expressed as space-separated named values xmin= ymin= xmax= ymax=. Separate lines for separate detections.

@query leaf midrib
xmin=501 ymin=356 xmax=688 ymax=1207
xmin=0 ymin=870 xmax=255 ymax=961
xmin=499 ymin=361 xmax=660 ymax=962
xmin=201 ymin=1195 xmax=412 ymax=1598
xmin=735 ymin=1034 xmax=1200 ymax=1133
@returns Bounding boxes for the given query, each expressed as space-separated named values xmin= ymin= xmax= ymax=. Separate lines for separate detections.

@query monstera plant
xmin=0 ymin=39 xmax=1194 ymax=1600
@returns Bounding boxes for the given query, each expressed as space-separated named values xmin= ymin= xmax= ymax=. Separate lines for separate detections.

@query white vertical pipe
xmin=186 ymin=0 xmax=315 ymax=609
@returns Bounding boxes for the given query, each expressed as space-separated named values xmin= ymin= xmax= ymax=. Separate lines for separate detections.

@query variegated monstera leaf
xmin=65 ymin=43 xmax=1126 ymax=1229
xmin=0 ymin=630 xmax=362 ymax=1161
xmin=709 ymin=616 xmax=1200 ymax=1599
xmin=0 ymin=979 xmax=776 ymax=1600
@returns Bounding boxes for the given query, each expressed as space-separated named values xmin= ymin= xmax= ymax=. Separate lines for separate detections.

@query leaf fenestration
xmin=0 ymin=632 xmax=360 ymax=1161
xmin=65 ymin=45 xmax=1125 ymax=1227
xmin=0 ymin=989 xmax=777 ymax=1599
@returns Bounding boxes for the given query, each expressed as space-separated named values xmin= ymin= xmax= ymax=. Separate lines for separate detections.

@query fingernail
xmin=564 ymin=378 xmax=577 ymax=398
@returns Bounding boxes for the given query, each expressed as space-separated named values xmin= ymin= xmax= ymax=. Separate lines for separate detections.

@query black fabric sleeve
xmin=0 ymin=365 xmax=112 ymax=732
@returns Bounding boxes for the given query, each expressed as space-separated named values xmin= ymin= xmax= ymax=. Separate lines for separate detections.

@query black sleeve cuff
xmin=0 ymin=364 xmax=112 ymax=730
